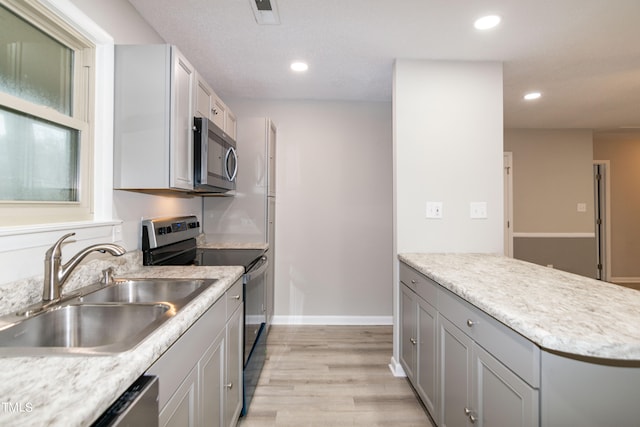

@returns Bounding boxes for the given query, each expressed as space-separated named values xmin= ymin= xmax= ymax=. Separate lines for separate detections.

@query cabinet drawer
xmin=226 ymin=278 xmax=243 ymax=319
xmin=439 ymin=288 xmax=540 ymax=388
xmin=400 ymin=262 xmax=437 ymax=306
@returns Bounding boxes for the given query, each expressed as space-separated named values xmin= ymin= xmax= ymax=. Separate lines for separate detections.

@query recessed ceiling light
xmin=524 ymin=92 xmax=542 ymax=101
xmin=474 ymin=15 xmax=501 ymax=30
xmin=290 ymin=61 xmax=308 ymax=72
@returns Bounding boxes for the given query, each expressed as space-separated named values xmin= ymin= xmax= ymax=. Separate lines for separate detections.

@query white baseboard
xmin=388 ymin=356 xmax=406 ymax=377
xmin=271 ymin=315 xmax=393 ymax=326
xmin=513 ymin=232 xmax=596 ymax=238
xmin=610 ymin=277 xmax=640 ymax=284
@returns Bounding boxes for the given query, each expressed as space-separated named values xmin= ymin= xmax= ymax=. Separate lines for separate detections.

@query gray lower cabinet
xmin=439 ymin=315 xmax=472 ymax=427
xmin=224 ymin=303 xmax=243 ymax=427
xmin=400 ymin=283 xmax=437 ymax=419
xmin=400 ymin=261 xmax=539 ymax=427
xmin=161 ymin=365 xmax=198 ymax=427
xmin=439 ymin=315 xmax=538 ymax=427
xmin=148 ymin=278 xmax=243 ymax=427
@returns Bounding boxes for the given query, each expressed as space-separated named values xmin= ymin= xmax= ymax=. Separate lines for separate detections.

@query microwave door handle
xmin=201 ymin=135 xmax=208 ymax=183
xmin=225 ymin=146 xmax=238 ymax=181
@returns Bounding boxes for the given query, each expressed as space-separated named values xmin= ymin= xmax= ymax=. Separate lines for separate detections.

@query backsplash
xmin=0 ymin=251 xmax=143 ymax=317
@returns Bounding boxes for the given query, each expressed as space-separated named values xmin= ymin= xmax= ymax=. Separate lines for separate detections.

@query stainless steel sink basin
xmin=80 ymin=278 xmax=216 ymax=308
xmin=0 ymin=277 xmax=217 ymax=356
xmin=0 ymin=303 xmax=172 ymax=355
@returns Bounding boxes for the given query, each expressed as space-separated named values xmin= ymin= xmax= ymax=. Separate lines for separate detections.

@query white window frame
xmin=0 ymin=0 xmax=119 ymax=255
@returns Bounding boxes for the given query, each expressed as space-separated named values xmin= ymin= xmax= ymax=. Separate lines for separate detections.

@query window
xmin=0 ymin=0 xmax=95 ymax=225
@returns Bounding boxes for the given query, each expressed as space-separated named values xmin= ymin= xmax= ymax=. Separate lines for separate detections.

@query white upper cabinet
xmin=114 ymin=45 xmax=236 ymax=193
xmin=114 ymin=44 xmax=194 ymax=191
xmin=195 ymin=72 xmax=214 ymax=120
xmin=195 ymin=72 xmax=237 ymax=140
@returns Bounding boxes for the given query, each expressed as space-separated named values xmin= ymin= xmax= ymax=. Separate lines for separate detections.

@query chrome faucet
xmin=43 ymin=232 xmax=126 ymax=301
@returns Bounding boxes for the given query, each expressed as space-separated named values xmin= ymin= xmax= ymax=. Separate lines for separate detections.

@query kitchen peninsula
xmin=399 ymin=253 xmax=640 ymax=427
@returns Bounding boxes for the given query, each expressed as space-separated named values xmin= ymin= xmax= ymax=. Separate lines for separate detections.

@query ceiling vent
xmin=250 ymin=0 xmax=280 ymax=25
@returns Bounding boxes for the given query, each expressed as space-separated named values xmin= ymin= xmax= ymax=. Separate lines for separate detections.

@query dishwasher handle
xmin=245 ymin=256 xmax=268 ymax=282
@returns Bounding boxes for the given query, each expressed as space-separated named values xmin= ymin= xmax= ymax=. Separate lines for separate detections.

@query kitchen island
xmin=0 ymin=262 xmax=244 ymax=427
xmin=399 ymin=253 xmax=640 ymax=427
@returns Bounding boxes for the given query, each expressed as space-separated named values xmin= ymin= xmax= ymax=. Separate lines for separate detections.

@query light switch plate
xmin=426 ymin=202 xmax=443 ymax=219
xmin=470 ymin=202 xmax=487 ymax=219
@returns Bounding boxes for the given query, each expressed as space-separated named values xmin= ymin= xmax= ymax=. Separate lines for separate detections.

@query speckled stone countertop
xmin=399 ymin=253 xmax=640 ymax=361
xmin=0 ymin=264 xmax=244 ymax=427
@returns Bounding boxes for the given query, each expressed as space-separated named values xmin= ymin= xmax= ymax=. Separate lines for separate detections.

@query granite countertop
xmin=399 ymin=253 xmax=640 ymax=361
xmin=0 ymin=265 xmax=244 ymax=427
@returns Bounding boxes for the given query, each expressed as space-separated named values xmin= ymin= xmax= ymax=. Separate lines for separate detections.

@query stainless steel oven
xmin=141 ymin=216 xmax=268 ymax=416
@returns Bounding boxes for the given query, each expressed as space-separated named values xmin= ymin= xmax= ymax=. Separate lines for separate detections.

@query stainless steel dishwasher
xmin=91 ymin=375 xmax=158 ymax=426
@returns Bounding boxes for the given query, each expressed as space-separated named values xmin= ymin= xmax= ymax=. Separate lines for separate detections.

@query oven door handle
xmin=245 ymin=256 xmax=268 ymax=281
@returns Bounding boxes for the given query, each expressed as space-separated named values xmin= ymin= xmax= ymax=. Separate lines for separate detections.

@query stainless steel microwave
xmin=193 ymin=117 xmax=237 ymax=193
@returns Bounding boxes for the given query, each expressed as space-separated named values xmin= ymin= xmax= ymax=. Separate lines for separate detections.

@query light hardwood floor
xmin=238 ymin=325 xmax=434 ymax=427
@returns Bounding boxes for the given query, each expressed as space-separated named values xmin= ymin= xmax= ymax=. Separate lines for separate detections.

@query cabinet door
xmin=224 ymin=304 xmax=243 ymax=427
xmin=226 ymin=110 xmax=237 ymax=140
xmin=267 ymin=120 xmax=277 ymax=197
xmin=416 ymin=297 xmax=438 ymax=420
xmin=170 ymin=49 xmax=194 ymax=190
xmin=400 ymin=284 xmax=417 ymax=381
xmin=195 ymin=74 xmax=213 ymax=119
xmin=200 ymin=331 xmax=225 ymax=427
xmin=473 ymin=344 xmax=539 ymax=427
xmin=160 ymin=365 xmax=198 ymax=427
xmin=439 ymin=315 xmax=473 ymax=427
xmin=211 ymin=97 xmax=226 ymax=130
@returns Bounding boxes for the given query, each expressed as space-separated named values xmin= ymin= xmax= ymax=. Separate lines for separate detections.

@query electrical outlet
xmin=112 ymin=225 xmax=123 ymax=242
xmin=426 ymin=202 xmax=443 ymax=219
xmin=577 ymin=203 xmax=587 ymax=213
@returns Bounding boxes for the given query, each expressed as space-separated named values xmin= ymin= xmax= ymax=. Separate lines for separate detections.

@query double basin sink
xmin=0 ymin=278 xmax=217 ymax=356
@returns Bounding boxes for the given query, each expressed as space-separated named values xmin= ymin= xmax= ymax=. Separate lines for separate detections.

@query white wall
xmin=221 ymin=99 xmax=393 ymax=324
xmin=392 ymin=59 xmax=504 ymax=375
xmin=394 ymin=60 xmax=504 ymax=254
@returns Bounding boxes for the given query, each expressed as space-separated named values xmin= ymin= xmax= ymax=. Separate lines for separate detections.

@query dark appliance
xmin=193 ymin=117 xmax=237 ymax=193
xmin=91 ymin=375 xmax=158 ymax=427
xmin=141 ymin=215 xmax=267 ymax=416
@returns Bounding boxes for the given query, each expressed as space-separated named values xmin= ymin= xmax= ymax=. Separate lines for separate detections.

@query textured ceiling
xmin=128 ymin=0 xmax=640 ymax=130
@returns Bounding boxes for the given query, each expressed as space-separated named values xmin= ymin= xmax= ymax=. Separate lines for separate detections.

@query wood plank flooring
xmin=238 ymin=325 xmax=434 ymax=427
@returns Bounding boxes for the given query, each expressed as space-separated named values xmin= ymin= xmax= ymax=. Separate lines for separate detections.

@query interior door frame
xmin=593 ymin=160 xmax=611 ymax=281
xmin=503 ymin=152 xmax=514 ymax=257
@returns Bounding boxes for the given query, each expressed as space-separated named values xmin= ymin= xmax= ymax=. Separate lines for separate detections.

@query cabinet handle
xmin=410 ymin=338 xmax=417 ymax=345
xmin=464 ymin=407 xmax=477 ymax=423
xmin=231 ymin=294 xmax=240 ymax=300
xmin=411 ymin=279 xmax=417 ymax=284
xmin=226 ymin=382 xmax=233 ymax=389
xmin=466 ymin=319 xmax=476 ymax=327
